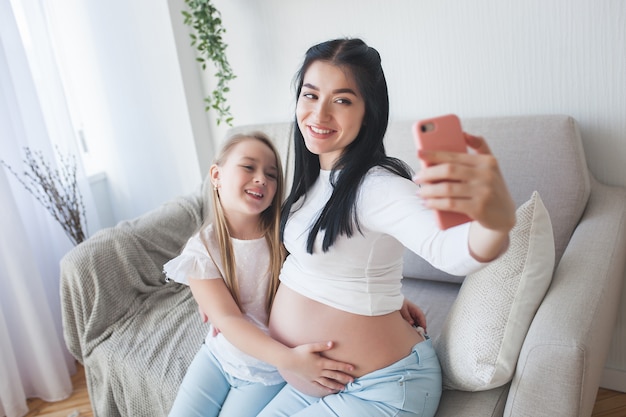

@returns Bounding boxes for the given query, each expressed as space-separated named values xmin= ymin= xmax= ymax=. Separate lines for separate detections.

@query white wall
xmin=191 ymin=0 xmax=626 ymax=390
xmin=47 ymin=0 xmax=203 ymax=224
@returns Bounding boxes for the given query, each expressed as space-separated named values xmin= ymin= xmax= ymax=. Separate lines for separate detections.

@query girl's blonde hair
xmin=202 ymin=132 xmax=285 ymax=318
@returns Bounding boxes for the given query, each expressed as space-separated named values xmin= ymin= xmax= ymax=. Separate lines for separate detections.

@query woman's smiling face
xmin=296 ymin=60 xmax=366 ymax=170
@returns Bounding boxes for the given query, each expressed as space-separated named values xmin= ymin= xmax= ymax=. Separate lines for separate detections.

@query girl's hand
xmin=400 ymin=299 xmax=427 ymax=332
xmin=198 ymin=305 xmax=209 ymax=323
xmin=285 ymin=341 xmax=355 ymax=393
xmin=197 ymin=305 xmax=222 ymax=337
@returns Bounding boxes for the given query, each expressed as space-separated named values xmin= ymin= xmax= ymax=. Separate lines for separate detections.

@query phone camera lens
xmin=421 ymin=122 xmax=435 ymax=133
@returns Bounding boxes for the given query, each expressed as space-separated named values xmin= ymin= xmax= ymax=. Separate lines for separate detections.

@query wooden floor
xmin=24 ymin=363 xmax=92 ymax=417
xmin=593 ymin=388 xmax=626 ymax=417
xmin=24 ymin=362 xmax=626 ymax=417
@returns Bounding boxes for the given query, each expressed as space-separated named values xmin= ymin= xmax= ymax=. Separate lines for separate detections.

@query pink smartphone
xmin=412 ymin=114 xmax=472 ymax=230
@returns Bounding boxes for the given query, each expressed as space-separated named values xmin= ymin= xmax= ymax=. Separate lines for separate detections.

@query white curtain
xmin=0 ymin=0 xmax=99 ymax=415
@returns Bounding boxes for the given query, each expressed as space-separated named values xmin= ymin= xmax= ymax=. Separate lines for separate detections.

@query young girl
xmin=257 ymin=39 xmax=516 ymax=417
xmin=164 ymin=132 xmax=355 ymax=417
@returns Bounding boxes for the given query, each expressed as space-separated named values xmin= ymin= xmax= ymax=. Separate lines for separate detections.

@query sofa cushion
xmin=435 ymin=191 xmax=555 ymax=391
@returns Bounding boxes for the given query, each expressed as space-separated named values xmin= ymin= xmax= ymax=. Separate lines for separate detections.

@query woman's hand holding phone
xmin=412 ymin=114 xmax=516 ymax=236
xmin=412 ymin=114 xmax=472 ymax=230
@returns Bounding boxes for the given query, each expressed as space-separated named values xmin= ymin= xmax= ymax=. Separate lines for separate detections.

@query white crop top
xmin=280 ymin=168 xmax=486 ymax=316
xmin=163 ymin=225 xmax=283 ymax=385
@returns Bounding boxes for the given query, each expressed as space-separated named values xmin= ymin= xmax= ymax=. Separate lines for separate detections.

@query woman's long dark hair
xmin=280 ymin=38 xmax=412 ymax=253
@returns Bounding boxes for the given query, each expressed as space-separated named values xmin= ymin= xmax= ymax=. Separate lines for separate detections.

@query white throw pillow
xmin=435 ymin=191 xmax=555 ymax=391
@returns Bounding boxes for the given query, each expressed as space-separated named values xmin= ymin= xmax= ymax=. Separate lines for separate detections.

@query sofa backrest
xmin=225 ymin=114 xmax=591 ymax=283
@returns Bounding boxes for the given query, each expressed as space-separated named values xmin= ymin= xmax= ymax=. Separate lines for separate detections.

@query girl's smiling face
xmin=296 ymin=60 xmax=366 ymax=170
xmin=210 ymin=138 xmax=278 ymax=231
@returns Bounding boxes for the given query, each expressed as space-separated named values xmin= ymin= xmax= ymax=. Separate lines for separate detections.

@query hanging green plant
xmin=182 ymin=0 xmax=235 ymax=126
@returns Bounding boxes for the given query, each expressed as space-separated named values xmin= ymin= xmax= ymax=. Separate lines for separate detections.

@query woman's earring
xmin=213 ymin=183 xmax=218 ymax=191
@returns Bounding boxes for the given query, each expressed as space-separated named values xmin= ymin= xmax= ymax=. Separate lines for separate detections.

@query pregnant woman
xmin=258 ymin=38 xmax=515 ymax=417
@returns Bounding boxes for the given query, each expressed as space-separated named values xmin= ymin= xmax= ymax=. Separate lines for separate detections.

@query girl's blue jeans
xmin=168 ymin=343 xmax=285 ymax=417
xmin=257 ymin=338 xmax=442 ymax=417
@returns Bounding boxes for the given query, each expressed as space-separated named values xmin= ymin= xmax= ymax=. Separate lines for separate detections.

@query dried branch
xmin=2 ymin=147 xmax=88 ymax=246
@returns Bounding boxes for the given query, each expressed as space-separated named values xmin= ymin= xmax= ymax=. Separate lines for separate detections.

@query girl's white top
xmin=163 ymin=225 xmax=283 ymax=385
xmin=280 ymin=168 xmax=486 ymax=316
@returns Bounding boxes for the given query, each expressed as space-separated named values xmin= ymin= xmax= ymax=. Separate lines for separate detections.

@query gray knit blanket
xmin=61 ymin=189 xmax=211 ymax=416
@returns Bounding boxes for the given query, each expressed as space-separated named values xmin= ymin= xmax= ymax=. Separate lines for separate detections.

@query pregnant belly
xmin=268 ymin=285 xmax=423 ymax=397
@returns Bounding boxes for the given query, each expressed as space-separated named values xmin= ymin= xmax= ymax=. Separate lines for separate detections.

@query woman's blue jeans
xmin=257 ymin=338 xmax=442 ymax=417
xmin=168 ymin=343 xmax=285 ymax=417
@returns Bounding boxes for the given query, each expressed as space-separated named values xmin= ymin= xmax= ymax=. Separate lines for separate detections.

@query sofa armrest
xmin=504 ymin=178 xmax=626 ymax=417
xmin=60 ymin=193 xmax=204 ymax=363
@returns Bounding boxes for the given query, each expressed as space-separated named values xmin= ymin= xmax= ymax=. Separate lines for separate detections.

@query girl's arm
xmin=414 ymin=133 xmax=516 ymax=262
xmin=189 ymin=277 xmax=354 ymax=392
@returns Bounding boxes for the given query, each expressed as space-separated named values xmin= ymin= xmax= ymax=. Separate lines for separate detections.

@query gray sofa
xmin=61 ymin=114 xmax=626 ymax=417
